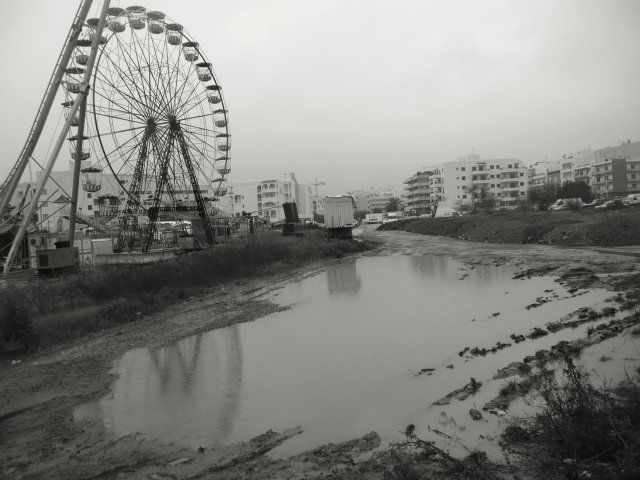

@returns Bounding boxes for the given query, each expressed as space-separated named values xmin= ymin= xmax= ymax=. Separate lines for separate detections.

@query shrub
xmin=528 ymin=357 xmax=640 ymax=477
xmin=0 ymin=290 xmax=34 ymax=354
xmin=607 ymin=199 xmax=624 ymax=210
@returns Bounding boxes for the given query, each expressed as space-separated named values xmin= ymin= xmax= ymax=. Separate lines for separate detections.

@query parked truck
xmin=365 ymin=212 xmax=384 ymax=224
xmin=323 ymin=195 xmax=356 ymax=239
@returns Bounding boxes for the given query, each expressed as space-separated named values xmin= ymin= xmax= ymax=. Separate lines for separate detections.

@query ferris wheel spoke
xmin=94 ymin=67 xmax=156 ymax=120
xmin=92 ymin=83 xmax=150 ymax=121
xmin=89 ymin=124 xmax=147 ymax=139
xmin=97 ymin=48 xmax=156 ymax=118
xmin=176 ymin=90 xmax=210 ymax=119
xmin=111 ymin=32 xmax=157 ymax=117
xmin=108 ymin=34 xmax=165 ymax=118
xmin=98 ymin=44 xmax=168 ymax=121
xmin=100 ymin=127 xmax=146 ymax=164
xmin=181 ymin=132 xmax=216 ymax=180
xmin=183 ymin=127 xmax=225 ymax=156
xmin=175 ymin=79 xmax=205 ymax=118
xmin=113 ymin=134 xmax=147 ymax=179
xmin=169 ymin=53 xmax=201 ymax=114
xmin=128 ymin=29 xmax=172 ymax=117
xmin=91 ymin=108 xmax=147 ymax=125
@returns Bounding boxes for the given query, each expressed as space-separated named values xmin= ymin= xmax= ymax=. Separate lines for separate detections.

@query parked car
xmin=623 ymin=194 xmax=640 ymax=206
xmin=595 ymin=200 xmax=623 ymax=210
xmin=582 ymin=199 xmax=599 ymax=208
xmin=434 ymin=208 xmax=460 ymax=218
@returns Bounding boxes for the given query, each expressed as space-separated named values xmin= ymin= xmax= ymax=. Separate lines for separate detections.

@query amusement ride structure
xmin=0 ymin=1 xmax=231 ymax=273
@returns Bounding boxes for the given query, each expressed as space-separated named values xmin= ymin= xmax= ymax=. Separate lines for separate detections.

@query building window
xmin=461 ymin=176 xmax=466 ymax=180
xmin=460 ymin=167 xmax=465 ymax=171
xmin=87 ymin=193 xmax=92 ymax=199
xmin=87 ymin=205 xmax=92 ymax=211
xmin=520 ymin=182 xmax=524 ymax=186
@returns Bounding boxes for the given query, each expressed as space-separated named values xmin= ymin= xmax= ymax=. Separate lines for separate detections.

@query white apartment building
xmin=436 ymin=154 xmax=529 ymax=209
xmin=531 ymin=140 xmax=640 ymax=196
xmin=221 ymin=173 xmax=314 ymax=222
xmin=348 ymin=186 xmax=402 ymax=212
xmin=10 ymin=167 xmax=132 ymax=233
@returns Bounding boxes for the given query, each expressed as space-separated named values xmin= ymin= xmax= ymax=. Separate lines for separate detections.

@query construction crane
xmin=311 ymin=178 xmax=325 ymax=197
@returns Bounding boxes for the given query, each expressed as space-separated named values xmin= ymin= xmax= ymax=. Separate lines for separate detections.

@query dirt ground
xmin=1 ymin=226 xmax=639 ymax=479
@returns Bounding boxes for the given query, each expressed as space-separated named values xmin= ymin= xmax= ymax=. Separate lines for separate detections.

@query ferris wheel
xmin=0 ymin=1 xmax=231 ymax=269
xmin=71 ymin=6 xmax=230 ymax=251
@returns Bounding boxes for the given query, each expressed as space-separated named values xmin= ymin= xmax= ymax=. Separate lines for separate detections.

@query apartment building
xmin=10 ymin=167 xmax=131 ymax=233
xmin=348 ymin=186 xmax=401 ymax=212
xmin=534 ymin=140 xmax=640 ymax=197
xmin=222 ymin=173 xmax=314 ymax=222
xmin=403 ymin=170 xmax=432 ymax=215
xmin=436 ymin=154 xmax=529 ymax=209
xmin=590 ymin=157 xmax=640 ymax=196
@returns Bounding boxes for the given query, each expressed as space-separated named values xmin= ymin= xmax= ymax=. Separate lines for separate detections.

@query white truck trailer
xmin=365 ymin=212 xmax=384 ymax=224
xmin=323 ymin=195 xmax=356 ymax=239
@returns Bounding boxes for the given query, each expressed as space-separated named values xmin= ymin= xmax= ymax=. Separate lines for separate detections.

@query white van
xmin=624 ymin=194 xmax=640 ymax=206
xmin=434 ymin=208 xmax=460 ymax=218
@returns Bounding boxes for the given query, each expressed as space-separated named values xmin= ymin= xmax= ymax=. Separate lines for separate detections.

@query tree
xmin=465 ymin=183 xmax=496 ymax=214
xmin=384 ymin=197 xmax=403 ymax=212
xmin=528 ymin=183 xmax=559 ymax=210
xmin=558 ymin=181 xmax=594 ymax=203
xmin=354 ymin=210 xmax=368 ymax=221
xmin=312 ymin=211 xmax=324 ymax=223
xmin=430 ymin=197 xmax=440 ymax=218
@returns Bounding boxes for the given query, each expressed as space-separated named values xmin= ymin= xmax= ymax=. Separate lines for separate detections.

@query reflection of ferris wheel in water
xmin=0 ymin=0 xmax=232 ymax=271
xmin=74 ymin=6 xmax=231 ymax=252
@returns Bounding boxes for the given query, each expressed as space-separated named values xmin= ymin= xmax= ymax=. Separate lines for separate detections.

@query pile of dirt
xmin=379 ymin=210 xmax=640 ymax=247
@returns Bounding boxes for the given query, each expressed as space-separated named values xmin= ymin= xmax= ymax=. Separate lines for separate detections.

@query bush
xmin=0 ymin=290 xmax=34 ymax=354
xmin=607 ymin=199 xmax=624 ymax=210
xmin=529 ymin=357 xmax=640 ymax=477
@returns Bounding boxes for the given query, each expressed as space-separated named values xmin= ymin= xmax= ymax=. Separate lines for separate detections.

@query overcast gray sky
xmin=1 ymin=0 xmax=639 ymax=195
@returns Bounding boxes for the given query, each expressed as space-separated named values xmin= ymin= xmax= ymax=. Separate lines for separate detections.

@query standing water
xmin=80 ymin=254 xmax=622 ymax=456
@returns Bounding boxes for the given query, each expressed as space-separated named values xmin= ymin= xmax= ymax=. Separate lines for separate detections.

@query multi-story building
xmin=347 ymin=186 xmax=401 ymax=213
xmin=590 ymin=157 xmax=640 ymax=197
xmin=437 ymin=154 xmax=529 ymax=209
xmin=403 ymin=170 xmax=432 ymax=215
xmin=560 ymin=150 xmax=597 ymax=183
xmin=9 ymin=166 xmax=131 ymax=233
xmin=533 ymin=140 xmax=640 ymax=197
xmin=222 ymin=173 xmax=314 ymax=222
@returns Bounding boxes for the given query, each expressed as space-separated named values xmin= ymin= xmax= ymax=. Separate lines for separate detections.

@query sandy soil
xmin=1 ymin=226 xmax=638 ymax=479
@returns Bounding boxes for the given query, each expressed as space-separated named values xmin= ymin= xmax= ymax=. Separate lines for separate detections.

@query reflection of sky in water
xmin=88 ymin=255 xmax=620 ymax=456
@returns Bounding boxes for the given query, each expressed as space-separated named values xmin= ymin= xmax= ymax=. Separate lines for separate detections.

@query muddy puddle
xmin=75 ymin=254 xmax=635 ymax=458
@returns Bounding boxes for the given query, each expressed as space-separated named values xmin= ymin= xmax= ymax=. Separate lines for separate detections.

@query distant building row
xmin=529 ymin=140 xmax=640 ymax=197
xmin=402 ymin=140 xmax=640 ymax=214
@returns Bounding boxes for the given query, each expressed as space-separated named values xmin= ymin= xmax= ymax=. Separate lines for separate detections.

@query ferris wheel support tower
xmin=2 ymin=0 xmax=111 ymax=274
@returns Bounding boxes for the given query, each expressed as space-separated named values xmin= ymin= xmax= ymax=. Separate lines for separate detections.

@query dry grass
xmin=506 ymin=357 xmax=640 ymax=479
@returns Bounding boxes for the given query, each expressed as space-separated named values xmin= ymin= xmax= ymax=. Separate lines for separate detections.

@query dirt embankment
xmin=378 ymin=209 xmax=640 ymax=247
